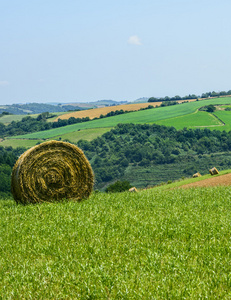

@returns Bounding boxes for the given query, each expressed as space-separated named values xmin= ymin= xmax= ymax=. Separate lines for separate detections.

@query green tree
xmin=105 ymin=180 xmax=132 ymax=193
xmin=206 ymin=105 xmax=216 ymax=112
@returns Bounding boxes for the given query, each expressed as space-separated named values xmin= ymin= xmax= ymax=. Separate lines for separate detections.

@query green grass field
xmin=220 ymin=105 xmax=231 ymax=109
xmin=57 ymin=127 xmax=112 ymax=143
xmin=0 ymin=114 xmax=39 ymax=124
xmin=213 ymin=110 xmax=231 ymax=131
xmin=1 ymin=187 xmax=231 ymax=298
xmin=155 ymin=110 xmax=223 ymax=129
xmin=1 ymin=128 xmax=113 ymax=148
xmin=0 ymin=112 xmax=66 ymax=125
xmin=9 ymin=97 xmax=231 ymax=140
xmin=0 ymin=138 xmax=44 ymax=148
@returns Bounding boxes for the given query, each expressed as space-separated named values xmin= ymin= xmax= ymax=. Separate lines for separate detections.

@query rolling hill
xmin=54 ymin=100 xmax=197 ymax=121
xmin=8 ymin=97 xmax=231 ymax=142
xmin=0 ymin=111 xmax=67 ymax=125
xmin=54 ymin=102 xmax=159 ymax=121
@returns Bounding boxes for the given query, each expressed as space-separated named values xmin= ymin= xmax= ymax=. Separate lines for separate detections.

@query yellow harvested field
xmin=55 ymin=99 xmax=197 ymax=121
xmin=54 ymin=102 xmax=161 ymax=121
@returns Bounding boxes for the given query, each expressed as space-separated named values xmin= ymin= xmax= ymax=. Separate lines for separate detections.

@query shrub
xmin=105 ymin=180 xmax=132 ymax=193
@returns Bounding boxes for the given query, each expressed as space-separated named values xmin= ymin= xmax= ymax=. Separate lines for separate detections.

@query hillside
xmin=0 ymin=111 xmax=67 ymax=125
xmin=8 ymin=96 xmax=231 ymax=141
xmin=54 ymin=102 xmax=160 ymax=121
xmin=180 ymin=172 xmax=231 ymax=188
xmin=1 ymin=187 xmax=231 ymax=298
xmin=76 ymin=123 xmax=231 ymax=189
xmin=55 ymin=99 xmax=198 ymax=121
xmin=1 ymin=97 xmax=231 ymax=193
xmin=0 ymin=103 xmax=79 ymax=115
xmin=0 ymin=100 xmax=128 ymax=115
xmin=60 ymin=99 xmax=128 ymax=108
xmin=2 ymin=123 xmax=231 ymax=195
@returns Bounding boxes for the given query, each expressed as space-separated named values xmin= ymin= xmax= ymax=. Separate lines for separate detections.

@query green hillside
xmin=155 ymin=111 xmax=223 ymax=129
xmin=2 ymin=123 xmax=231 ymax=194
xmin=213 ymin=110 xmax=231 ymax=131
xmin=1 ymin=128 xmax=112 ymax=148
xmin=0 ymin=103 xmax=74 ymax=115
xmin=75 ymin=123 xmax=231 ymax=189
xmin=9 ymin=97 xmax=231 ymax=140
xmin=0 ymin=139 xmax=43 ymax=149
xmin=0 ymin=111 xmax=67 ymax=125
xmin=1 ymin=187 xmax=231 ymax=298
xmin=0 ymin=113 xmax=39 ymax=124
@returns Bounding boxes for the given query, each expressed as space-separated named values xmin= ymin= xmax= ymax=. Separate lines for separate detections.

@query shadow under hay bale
xmin=209 ymin=167 xmax=219 ymax=176
xmin=11 ymin=140 xmax=94 ymax=204
xmin=193 ymin=172 xmax=201 ymax=178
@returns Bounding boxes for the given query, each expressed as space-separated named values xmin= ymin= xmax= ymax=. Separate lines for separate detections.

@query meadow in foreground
xmin=0 ymin=187 xmax=231 ymax=299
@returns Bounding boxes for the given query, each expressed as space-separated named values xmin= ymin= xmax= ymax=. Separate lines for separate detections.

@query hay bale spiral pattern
xmin=11 ymin=140 xmax=94 ymax=204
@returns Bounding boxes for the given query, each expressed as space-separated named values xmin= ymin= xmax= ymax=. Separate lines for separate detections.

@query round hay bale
xmin=193 ymin=172 xmax=201 ymax=178
xmin=129 ymin=187 xmax=138 ymax=192
xmin=209 ymin=167 xmax=219 ymax=175
xmin=11 ymin=140 xmax=94 ymax=204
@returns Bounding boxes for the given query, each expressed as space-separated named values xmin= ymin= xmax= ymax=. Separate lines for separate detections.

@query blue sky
xmin=1 ymin=0 xmax=231 ymax=104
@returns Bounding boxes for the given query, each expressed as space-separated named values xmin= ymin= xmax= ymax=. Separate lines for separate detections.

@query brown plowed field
xmin=55 ymin=100 xmax=196 ymax=121
xmin=181 ymin=173 xmax=231 ymax=188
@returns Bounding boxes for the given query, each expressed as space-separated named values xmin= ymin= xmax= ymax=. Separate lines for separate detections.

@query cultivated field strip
xmin=9 ymin=97 xmax=231 ymax=140
xmin=54 ymin=102 xmax=162 ymax=121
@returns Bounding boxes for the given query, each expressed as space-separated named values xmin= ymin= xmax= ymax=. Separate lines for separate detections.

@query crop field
xmin=1 ymin=187 xmax=231 ymax=298
xmin=46 ymin=111 xmax=71 ymax=122
xmin=0 ymin=114 xmax=39 ymax=124
xmin=154 ymin=110 xmax=223 ymax=129
xmin=58 ymin=127 xmax=112 ymax=143
xmin=0 ymin=138 xmax=44 ymax=149
xmin=54 ymin=102 xmax=162 ymax=121
xmin=0 ymin=112 xmax=66 ymax=125
xmin=213 ymin=110 xmax=231 ymax=131
xmin=0 ymin=128 xmax=112 ymax=149
xmin=9 ymin=97 xmax=231 ymax=140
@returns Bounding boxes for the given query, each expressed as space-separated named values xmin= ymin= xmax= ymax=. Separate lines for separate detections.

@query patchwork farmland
xmin=8 ymin=97 xmax=231 ymax=142
xmin=54 ymin=102 xmax=161 ymax=121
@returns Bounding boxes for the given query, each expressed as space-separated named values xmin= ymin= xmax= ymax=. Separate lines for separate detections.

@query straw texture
xmin=11 ymin=140 xmax=94 ymax=204
xmin=193 ymin=172 xmax=201 ymax=178
xmin=209 ymin=167 xmax=219 ymax=176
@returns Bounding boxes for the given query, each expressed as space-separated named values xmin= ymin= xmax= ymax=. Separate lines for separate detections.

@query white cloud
xmin=128 ymin=35 xmax=142 ymax=46
xmin=0 ymin=81 xmax=9 ymax=86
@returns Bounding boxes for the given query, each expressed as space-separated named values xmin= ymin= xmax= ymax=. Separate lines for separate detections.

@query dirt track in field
xmin=181 ymin=173 xmax=231 ymax=188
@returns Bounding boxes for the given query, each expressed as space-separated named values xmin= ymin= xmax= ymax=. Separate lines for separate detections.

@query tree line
xmin=148 ymin=89 xmax=231 ymax=102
